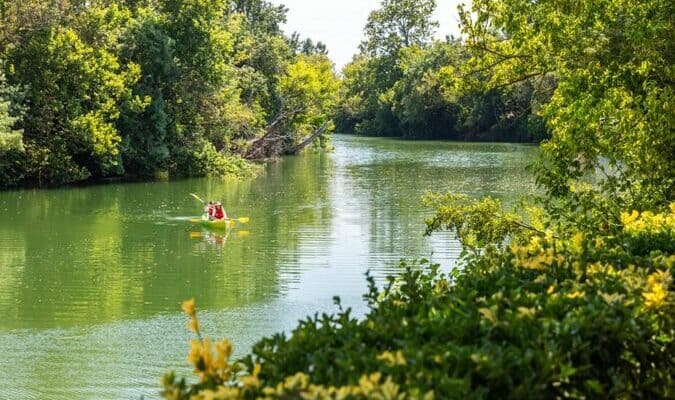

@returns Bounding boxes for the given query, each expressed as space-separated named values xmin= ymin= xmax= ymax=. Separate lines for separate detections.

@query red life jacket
xmin=214 ymin=205 xmax=224 ymax=220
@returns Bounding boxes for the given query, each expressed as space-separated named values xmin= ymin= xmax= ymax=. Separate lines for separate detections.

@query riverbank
xmin=0 ymin=133 xmax=540 ymax=191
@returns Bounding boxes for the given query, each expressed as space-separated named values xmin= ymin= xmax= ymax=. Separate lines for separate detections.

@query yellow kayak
xmin=199 ymin=215 xmax=233 ymax=229
xmin=188 ymin=213 xmax=248 ymax=230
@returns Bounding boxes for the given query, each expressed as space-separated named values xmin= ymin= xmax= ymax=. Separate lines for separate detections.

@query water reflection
xmin=191 ymin=229 xmax=231 ymax=252
xmin=0 ymin=150 xmax=338 ymax=330
xmin=339 ymin=138 xmax=538 ymax=273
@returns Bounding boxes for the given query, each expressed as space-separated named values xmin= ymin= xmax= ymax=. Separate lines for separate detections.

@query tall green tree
xmin=360 ymin=0 xmax=438 ymax=57
xmin=118 ymin=10 xmax=174 ymax=176
xmin=457 ymin=0 xmax=674 ymax=215
xmin=390 ymin=42 xmax=463 ymax=139
xmin=229 ymin=0 xmax=287 ymax=36
xmin=10 ymin=27 xmax=140 ymax=185
xmin=278 ymin=55 xmax=340 ymax=147
xmin=0 ymin=68 xmax=21 ymax=151
xmin=337 ymin=0 xmax=546 ymax=140
xmin=337 ymin=0 xmax=439 ymax=137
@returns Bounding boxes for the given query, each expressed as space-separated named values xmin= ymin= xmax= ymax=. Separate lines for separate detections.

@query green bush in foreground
xmin=162 ymin=205 xmax=674 ymax=399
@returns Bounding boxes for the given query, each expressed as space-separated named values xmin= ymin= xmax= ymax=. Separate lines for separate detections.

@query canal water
xmin=0 ymin=135 xmax=537 ymax=399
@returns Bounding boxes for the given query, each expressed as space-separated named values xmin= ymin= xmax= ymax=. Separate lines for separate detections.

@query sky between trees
xmin=271 ymin=0 xmax=462 ymax=68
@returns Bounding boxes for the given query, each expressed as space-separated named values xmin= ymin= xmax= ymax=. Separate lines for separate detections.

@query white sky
xmin=271 ymin=0 xmax=464 ymax=68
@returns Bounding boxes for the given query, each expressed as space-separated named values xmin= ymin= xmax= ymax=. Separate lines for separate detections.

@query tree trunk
xmin=287 ymin=122 xmax=328 ymax=155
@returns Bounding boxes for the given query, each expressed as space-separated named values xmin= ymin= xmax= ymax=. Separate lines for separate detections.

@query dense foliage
xmin=162 ymin=0 xmax=673 ymax=398
xmin=335 ymin=0 xmax=548 ymax=141
xmin=456 ymin=0 xmax=674 ymax=212
xmin=0 ymin=0 xmax=338 ymax=187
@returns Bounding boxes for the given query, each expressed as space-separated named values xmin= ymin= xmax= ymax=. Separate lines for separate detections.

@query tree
xmin=360 ymin=0 xmax=438 ymax=57
xmin=289 ymin=34 xmax=328 ymax=57
xmin=391 ymin=42 xmax=463 ymax=139
xmin=9 ymin=27 xmax=140 ymax=185
xmin=337 ymin=54 xmax=403 ymax=137
xmin=334 ymin=0 xmax=439 ymax=137
xmin=0 ymin=66 xmax=23 ymax=186
xmin=0 ymin=0 xmax=336 ymax=187
xmin=118 ymin=10 xmax=174 ymax=176
xmin=278 ymin=55 xmax=339 ymax=145
xmin=338 ymin=0 xmax=546 ymax=140
xmin=228 ymin=0 xmax=287 ymax=36
xmin=456 ymin=0 xmax=674 ymax=213
xmin=247 ymin=54 xmax=340 ymax=159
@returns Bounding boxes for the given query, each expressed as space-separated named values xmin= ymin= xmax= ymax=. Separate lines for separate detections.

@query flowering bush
xmin=162 ymin=204 xmax=674 ymax=399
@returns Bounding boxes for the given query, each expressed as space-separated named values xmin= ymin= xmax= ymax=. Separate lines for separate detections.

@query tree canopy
xmin=0 ymin=0 xmax=338 ymax=187
xmin=360 ymin=0 xmax=438 ymax=57
xmin=336 ymin=0 xmax=548 ymax=141
xmin=456 ymin=0 xmax=674 ymax=214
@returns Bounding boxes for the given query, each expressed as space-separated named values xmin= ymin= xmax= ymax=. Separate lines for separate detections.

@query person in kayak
xmin=205 ymin=201 xmax=227 ymax=221
xmin=213 ymin=202 xmax=227 ymax=220
xmin=205 ymin=201 xmax=215 ymax=220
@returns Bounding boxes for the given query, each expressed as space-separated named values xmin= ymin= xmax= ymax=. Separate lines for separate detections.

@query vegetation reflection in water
xmin=0 ymin=135 xmax=537 ymax=399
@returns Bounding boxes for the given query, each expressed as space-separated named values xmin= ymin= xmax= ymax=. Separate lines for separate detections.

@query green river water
xmin=0 ymin=135 xmax=537 ymax=399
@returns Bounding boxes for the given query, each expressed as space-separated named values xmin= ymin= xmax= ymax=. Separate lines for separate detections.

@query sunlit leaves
xmin=458 ymin=0 xmax=675 ymax=212
xmin=8 ymin=26 xmax=140 ymax=184
xmin=278 ymin=55 xmax=340 ymax=144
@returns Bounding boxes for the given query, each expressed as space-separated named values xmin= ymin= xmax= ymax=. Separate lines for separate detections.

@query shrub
xmin=171 ymin=139 xmax=259 ymax=179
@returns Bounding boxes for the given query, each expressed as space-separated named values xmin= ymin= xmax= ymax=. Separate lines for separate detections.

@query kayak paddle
xmin=189 ymin=193 xmax=206 ymax=205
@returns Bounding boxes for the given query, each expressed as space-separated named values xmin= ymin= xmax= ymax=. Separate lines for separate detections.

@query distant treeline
xmin=335 ymin=0 xmax=550 ymax=142
xmin=0 ymin=0 xmax=339 ymax=188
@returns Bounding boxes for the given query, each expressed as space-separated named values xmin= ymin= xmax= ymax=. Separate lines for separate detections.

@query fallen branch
xmin=288 ymin=123 xmax=328 ymax=155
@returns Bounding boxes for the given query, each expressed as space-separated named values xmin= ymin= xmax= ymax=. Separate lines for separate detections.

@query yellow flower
xmin=570 ymin=232 xmax=584 ymax=252
xmin=214 ymin=339 xmax=233 ymax=368
xmin=377 ymin=350 xmax=407 ymax=367
xmin=478 ymin=306 xmax=498 ymax=324
xmin=358 ymin=372 xmax=381 ymax=395
xmin=240 ymin=375 xmax=259 ymax=389
xmin=643 ymin=284 xmax=667 ymax=309
xmin=643 ymin=270 xmax=671 ymax=309
xmin=378 ymin=377 xmax=401 ymax=399
xmin=566 ymin=290 xmax=585 ymax=299
xmin=620 ymin=210 xmax=639 ymax=226
xmin=547 ymin=285 xmax=556 ymax=295
xmin=282 ymin=372 xmax=310 ymax=391
xmin=187 ymin=339 xmax=203 ymax=367
xmin=211 ymin=387 xmax=241 ymax=399
xmin=182 ymin=298 xmax=196 ymax=317
xmin=201 ymin=338 xmax=213 ymax=371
